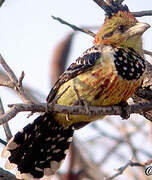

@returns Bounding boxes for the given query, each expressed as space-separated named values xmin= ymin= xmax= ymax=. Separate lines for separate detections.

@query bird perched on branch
xmin=2 ymin=0 xmax=150 ymax=179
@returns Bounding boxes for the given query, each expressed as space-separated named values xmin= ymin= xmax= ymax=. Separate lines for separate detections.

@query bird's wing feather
xmin=47 ymin=45 xmax=102 ymax=102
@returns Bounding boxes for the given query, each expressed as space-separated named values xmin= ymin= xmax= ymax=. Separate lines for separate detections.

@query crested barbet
xmin=1 ymin=1 xmax=150 ymax=179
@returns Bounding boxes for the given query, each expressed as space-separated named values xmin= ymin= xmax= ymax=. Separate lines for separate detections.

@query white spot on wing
xmin=129 ymin=73 xmax=133 ymax=76
xmin=52 ymin=137 xmax=56 ymax=141
xmin=58 ymin=137 xmax=65 ymax=141
xmin=29 ymin=144 xmax=32 ymax=148
xmin=47 ymin=149 xmax=51 ymax=153
xmin=46 ymin=156 xmax=52 ymax=161
xmin=46 ymin=137 xmax=51 ymax=141
xmin=39 ymin=160 xmax=45 ymax=164
xmin=123 ymin=67 xmax=127 ymax=71
xmin=34 ymin=125 xmax=38 ymax=130
xmin=51 ymin=145 xmax=56 ymax=149
xmin=43 ymin=117 xmax=47 ymax=122
xmin=24 ymin=133 xmax=27 ymax=140
xmin=53 ymin=149 xmax=61 ymax=153
xmin=119 ymin=57 xmax=123 ymax=61
xmin=35 ymin=167 xmax=43 ymax=172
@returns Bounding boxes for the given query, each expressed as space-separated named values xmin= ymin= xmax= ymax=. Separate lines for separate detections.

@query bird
xmin=1 ymin=1 xmax=150 ymax=179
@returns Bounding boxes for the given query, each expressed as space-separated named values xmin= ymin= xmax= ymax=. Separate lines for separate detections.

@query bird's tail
xmin=1 ymin=113 xmax=74 ymax=180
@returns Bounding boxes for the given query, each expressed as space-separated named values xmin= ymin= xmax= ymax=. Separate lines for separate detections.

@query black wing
xmin=47 ymin=45 xmax=102 ymax=103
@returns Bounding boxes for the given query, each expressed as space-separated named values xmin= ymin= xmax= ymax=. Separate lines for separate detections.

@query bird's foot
xmin=117 ymin=101 xmax=130 ymax=120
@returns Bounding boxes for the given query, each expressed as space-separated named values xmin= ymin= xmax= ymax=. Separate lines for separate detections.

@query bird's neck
xmin=95 ymin=35 xmax=143 ymax=55
xmin=118 ymin=36 xmax=143 ymax=55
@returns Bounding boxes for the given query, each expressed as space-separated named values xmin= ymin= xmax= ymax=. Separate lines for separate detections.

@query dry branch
xmin=51 ymin=16 xmax=96 ymax=37
xmin=0 ymin=98 xmax=12 ymax=141
xmin=133 ymin=10 xmax=152 ymax=17
xmin=0 ymin=55 xmax=33 ymax=104
xmin=106 ymin=159 xmax=152 ymax=180
xmin=0 ymin=0 xmax=5 ymax=7
xmin=0 ymin=138 xmax=7 ymax=145
xmin=0 ymin=168 xmax=17 ymax=180
xmin=1 ymin=99 xmax=152 ymax=126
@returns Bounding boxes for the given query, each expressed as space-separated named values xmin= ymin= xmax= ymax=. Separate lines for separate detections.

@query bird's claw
xmin=118 ymin=101 xmax=130 ymax=119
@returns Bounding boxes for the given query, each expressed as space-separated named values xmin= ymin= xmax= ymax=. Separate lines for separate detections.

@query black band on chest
xmin=113 ymin=47 xmax=145 ymax=80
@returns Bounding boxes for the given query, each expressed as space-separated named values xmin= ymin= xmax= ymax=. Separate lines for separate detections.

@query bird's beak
xmin=125 ymin=22 xmax=150 ymax=37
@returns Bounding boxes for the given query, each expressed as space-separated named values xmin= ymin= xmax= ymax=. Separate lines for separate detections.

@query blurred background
xmin=0 ymin=0 xmax=152 ymax=179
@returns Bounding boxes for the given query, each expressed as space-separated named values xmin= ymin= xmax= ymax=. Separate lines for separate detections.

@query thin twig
xmin=0 ymin=55 xmax=18 ymax=84
xmin=144 ymin=50 xmax=152 ymax=57
xmin=51 ymin=16 xmax=95 ymax=37
xmin=0 ymin=80 xmax=14 ymax=88
xmin=105 ymin=161 xmax=131 ymax=180
xmin=0 ymin=98 xmax=12 ymax=141
xmin=0 ymin=103 xmax=47 ymax=125
xmin=0 ymin=138 xmax=7 ymax=145
xmin=92 ymin=0 xmax=108 ymax=12
xmin=93 ymin=0 xmax=152 ymax=17
xmin=0 ymin=54 xmax=33 ymax=104
xmin=18 ymin=71 xmax=25 ymax=87
xmin=106 ymin=159 xmax=152 ymax=180
xmin=1 ymin=100 xmax=152 ymax=125
xmin=0 ymin=167 xmax=17 ymax=180
xmin=133 ymin=10 xmax=152 ymax=17
xmin=0 ymin=0 xmax=5 ymax=7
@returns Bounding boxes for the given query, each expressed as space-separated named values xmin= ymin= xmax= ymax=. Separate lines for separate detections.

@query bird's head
xmin=94 ymin=1 xmax=150 ymax=53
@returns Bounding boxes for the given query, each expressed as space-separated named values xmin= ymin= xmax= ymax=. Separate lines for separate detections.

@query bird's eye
xmin=118 ymin=25 xmax=125 ymax=32
xmin=102 ymin=31 xmax=113 ymax=39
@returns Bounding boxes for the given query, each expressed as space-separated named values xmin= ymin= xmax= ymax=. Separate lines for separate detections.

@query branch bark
xmin=1 ymin=100 xmax=152 ymax=125
xmin=106 ymin=159 xmax=152 ymax=180
xmin=132 ymin=10 xmax=152 ymax=17
xmin=0 ymin=55 xmax=33 ymax=104
xmin=0 ymin=98 xmax=12 ymax=141
xmin=52 ymin=16 xmax=96 ymax=37
xmin=0 ymin=168 xmax=17 ymax=180
xmin=0 ymin=0 xmax=5 ymax=7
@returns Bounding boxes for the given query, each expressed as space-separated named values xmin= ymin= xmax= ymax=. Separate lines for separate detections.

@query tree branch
xmin=132 ymin=10 xmax=152 ymax=17
xmin=106 ymin=159 xmax=152 ymax=180
xmin=1 ymin=100 xmax=152 ymax=125
xmin=0 ymin=98 xmax=12 ymax=141
xmin=144 ymin=50 xmax=152 ymax=57
xmin=0 ymin=168 xmax=17 ymax=180
xmin=0 ymin=54 xmax=33 ymax=104
xmin=0 ymin=0 xmax=5 ymax=7
xmin=0 ymin=138 xmax=7 ymax=146
xmin=51 ymin=16 xmax=95 ymax=37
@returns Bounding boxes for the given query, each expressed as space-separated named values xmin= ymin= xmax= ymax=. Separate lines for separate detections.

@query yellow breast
xmin=53 ymin=57 xmax=144 ymax=127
